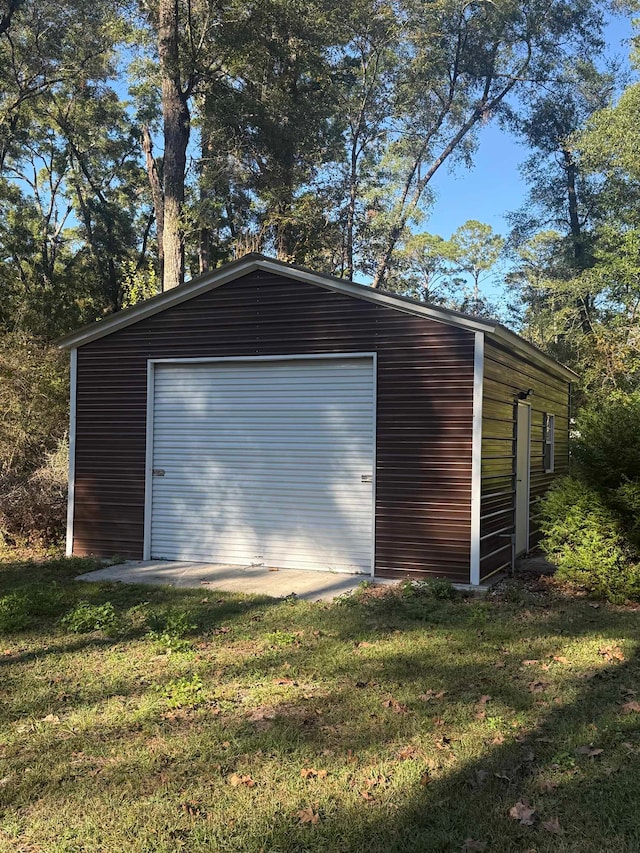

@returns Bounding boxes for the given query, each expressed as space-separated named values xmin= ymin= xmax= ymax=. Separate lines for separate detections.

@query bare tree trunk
xmin=141 ymin=126 xmax=164 ymax=282
xmin=563 ymin=147 xmax=591 ymax=332
xmin=158 ymin=0 xmax=190 ymax=291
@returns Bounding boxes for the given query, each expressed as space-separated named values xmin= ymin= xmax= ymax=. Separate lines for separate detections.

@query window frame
xmin=543 ymin=413 xmax=555 ymax=473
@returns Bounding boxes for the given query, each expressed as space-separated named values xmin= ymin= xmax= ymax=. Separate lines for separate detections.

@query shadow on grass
xmin=2 ymin=562 xmax=640 ymax=851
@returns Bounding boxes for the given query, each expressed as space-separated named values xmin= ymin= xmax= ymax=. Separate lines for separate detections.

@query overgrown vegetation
xmin=0 ymin=334 xmax=68 ymax=548
xmin=540 ymin=392 xmax=640 ymax=603
xmin=0 ymin=554 xmax=639 ymax=852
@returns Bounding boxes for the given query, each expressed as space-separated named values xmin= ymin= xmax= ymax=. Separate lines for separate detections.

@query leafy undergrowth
xmin=0 ymin=557 xmax=639 ymax=852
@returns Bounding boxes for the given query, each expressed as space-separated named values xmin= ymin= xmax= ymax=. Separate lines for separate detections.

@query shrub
xmin=61 ymin=601 xmax=118 ymax=634
xmin=572 ymin=391 xmax=640 ymax=489
xmin=0 ymin=437 xmax=68 ymax=546
xmin=162 ymin=674 xmax=204 ymax=709
xmin=539 ymin=477 xmax=640 ymax=603
xmin=0 ymin=593 xmax=32 ymax=632
xmin=147 ymin=609 xmax=196 ymax=653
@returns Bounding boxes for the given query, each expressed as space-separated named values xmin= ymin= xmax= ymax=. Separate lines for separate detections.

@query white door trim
xmin=515 ymin=400 xmax=532 ymax=555
xmin=65 ymin=347 xmax=78 ymax=557
xmin=143 ymin=353 xmax=377 ymax=575
xmin=470 ymin=331 xmax=484 ymax=586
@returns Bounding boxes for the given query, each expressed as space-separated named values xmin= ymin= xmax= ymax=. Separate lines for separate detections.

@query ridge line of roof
xmin=55 ymin=253 xmax=577 ymax=380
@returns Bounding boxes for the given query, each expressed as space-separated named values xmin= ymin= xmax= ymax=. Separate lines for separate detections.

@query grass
xmin=0 ymin=554 xmax=639 ymax=851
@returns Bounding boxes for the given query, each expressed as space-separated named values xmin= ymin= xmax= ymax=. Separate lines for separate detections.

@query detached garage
xmin=58 ymin=254 xmax=575 ymax=586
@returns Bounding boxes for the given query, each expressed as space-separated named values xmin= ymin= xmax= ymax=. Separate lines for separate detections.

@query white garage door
xmin=148 ymin=356 xmax=375 ymax=573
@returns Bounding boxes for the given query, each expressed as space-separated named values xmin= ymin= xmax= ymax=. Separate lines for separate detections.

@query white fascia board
xmin=56 ymin=256 xmax=491 ymax=350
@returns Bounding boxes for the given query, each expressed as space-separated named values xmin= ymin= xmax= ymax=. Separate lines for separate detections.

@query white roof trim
xmin=56 ymin=254 xmax=577 ymax=381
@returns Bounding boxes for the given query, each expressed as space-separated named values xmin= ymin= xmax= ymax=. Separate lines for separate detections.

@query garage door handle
xmin=361 ymin=474 xmax=372 ymax=484
xmin=153 ymin=469 xmax=166 ymax=477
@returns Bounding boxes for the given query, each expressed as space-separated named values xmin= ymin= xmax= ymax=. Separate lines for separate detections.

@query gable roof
xmin=56 ymin=253 xmax=577 ymax=380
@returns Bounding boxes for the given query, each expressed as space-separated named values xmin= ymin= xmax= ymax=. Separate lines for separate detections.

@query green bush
xmin=61 ymin=601 xmax=118 ymax=634
xmin=0 ymin=593 xmax=32 ymax=632
xmin=572 ymin=391 xmax=640 ymax=488
xmin=539 ymin=477 xmax=640 ymax=603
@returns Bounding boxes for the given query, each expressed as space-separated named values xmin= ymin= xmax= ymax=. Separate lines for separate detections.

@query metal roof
xmin=56 ymin=253 xmax=577 ymax=380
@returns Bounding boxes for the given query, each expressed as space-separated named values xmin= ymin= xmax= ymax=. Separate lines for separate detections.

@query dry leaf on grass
xmin=182 ymin=802 xmax=205 ymax=817
xmin=552 ymin=655 xmax=569 ymax=664
xmin=273 ymin=677 xmax=297 ymax=686
xmin=522 ymin=660 xmax=539 ymax=666
xmin=41 ymin=714 xmax=60 ymax=724
xmin=599 ymin=645 xmax=624 ymax=662
xmin=576 ymin=745 xmax=603 ymax=758
xmin=542 ymin=816 xmax=562 ymax=834
xmin=419 ymin=689 xmax=447 ymax=702
xmin=475 ymin=694 xmax=491 ymax=720
xmin=539 ymin=779 xmax=558 ymax=793
xmin=297 ymin=806 xmax=320 ymax=825
xmin=229 ymin=774 xmax=256 ymax=788
xmin=300 ymin=768 xmax=328 ymax=779
xmin=398 ymin=746 xmax=419 ymax=761
xmin=509 ymin=799 xmax=536 ymax=826
xmin=382 ymin=697 xmax=408 ymax=714
xmin=528 ymin=681 xmax=549 ymax=693
xmin=622 ymin=701 xmax=640 ymax=714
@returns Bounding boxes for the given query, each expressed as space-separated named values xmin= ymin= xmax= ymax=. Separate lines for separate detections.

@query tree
xmin=365 ymin=0 xmax=606 ymax=288
xmin=449 ymin=220 xmax=504 ymax=315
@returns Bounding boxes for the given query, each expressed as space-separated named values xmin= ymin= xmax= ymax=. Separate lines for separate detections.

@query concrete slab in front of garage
xmin=75 ymin=560 xmax=386 ymax=601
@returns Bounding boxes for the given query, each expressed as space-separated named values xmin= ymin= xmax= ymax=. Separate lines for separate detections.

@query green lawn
xmin=0 ymin=555 xmax=639 ymax=852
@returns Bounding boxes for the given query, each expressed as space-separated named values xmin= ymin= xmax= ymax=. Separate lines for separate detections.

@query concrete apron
xmin=75 ymin=560 xmax=384 ymax=602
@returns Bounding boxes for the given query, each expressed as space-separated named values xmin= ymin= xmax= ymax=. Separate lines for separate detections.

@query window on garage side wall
xmin=543 ymin=413 xmax=555 ymax=473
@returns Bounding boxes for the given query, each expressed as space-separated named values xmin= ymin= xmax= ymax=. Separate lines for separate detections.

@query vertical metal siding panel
xmin=480 ymin=338 xmax=571 ymax=579
xmin=73 ymin=272 xmax=475 ymax=581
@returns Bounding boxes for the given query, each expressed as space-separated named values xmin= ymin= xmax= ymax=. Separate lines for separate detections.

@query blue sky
xmin=425 ymin=13 xmax=637 ymax=244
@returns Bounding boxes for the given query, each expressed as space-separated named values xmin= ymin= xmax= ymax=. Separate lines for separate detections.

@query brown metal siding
xmin=73 ymin=271 xmax=475 ymax=582
xmin=480 ymin=338 xmax=571 ymax=579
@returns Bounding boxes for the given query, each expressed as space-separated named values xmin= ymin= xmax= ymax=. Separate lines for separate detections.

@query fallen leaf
xmin=522 ymin=660 xmax=539 ymax=666
xmin=297 ymin=806 xmax=320 ymax=824
xmin=539 ymin=779 xmax=557 ymax=793
xmin=599 ymin=645 xmax=625 ymax=662
xmin=0 ymin=776 xmax=12 ymax=786
xmin=576 ymin=745 xmax=603 ymax=758
xmin=382 ymin=697 xmax=408 ymax=714
xmin=268 ymin=567 xmax=279 ymax=572
xmin=182 ymin=802 xmax=205 ymax=817
xmin=542 ymin=816 xmax=562 ymax=834
xmin=419 ymin=771 xmax=431 ymax=786
xmin=360 ymin=789 xmax=375 ymax=801
xmin=41 ymin=714 xmax=60 ymax=724
xmin=588 ymin=602 xmax=600 ymax=609
xmin=463 ymin=840 xmax=487 ymax=852
xmin=528 ymin=681 xmax=549 ymax=693
xmin=622 ymin=701 xmax=640 ymax=714
xmin=273 ymin=677 xmax=296 ymax=686
xmin=300 ymin=768 xmax=327 ymax=779
xmin=419 ymin=689 xmax=447 ymax=702
xmin=552 ymin=655 xmax=569 ymax=665
xmin=490 ymin=734 xmax=505 ymax=745
xmin=398 ymin=746 xmax=419 ymax=761
xmin=494 ymin=659 xmax=506 ymax=668
xmin=509 ymin=799 xmax=536 ymax=826
xmin=229 ymin=774 xmax=256 ymax=788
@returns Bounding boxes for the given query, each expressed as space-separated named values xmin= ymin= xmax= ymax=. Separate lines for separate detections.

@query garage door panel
xmin=149 ymin=357 xmax=375 ymax=573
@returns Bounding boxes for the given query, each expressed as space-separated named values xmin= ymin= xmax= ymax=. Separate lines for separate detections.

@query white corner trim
xmin=65 ymin=348 xmax=77 ymax=557
xmin=470 ymin=331 xmax=484 ymax=586
xmin=142 ymin=360 xmax=155 ymax=561
xmin=370 ymin=353 xmax=378 ymax=578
